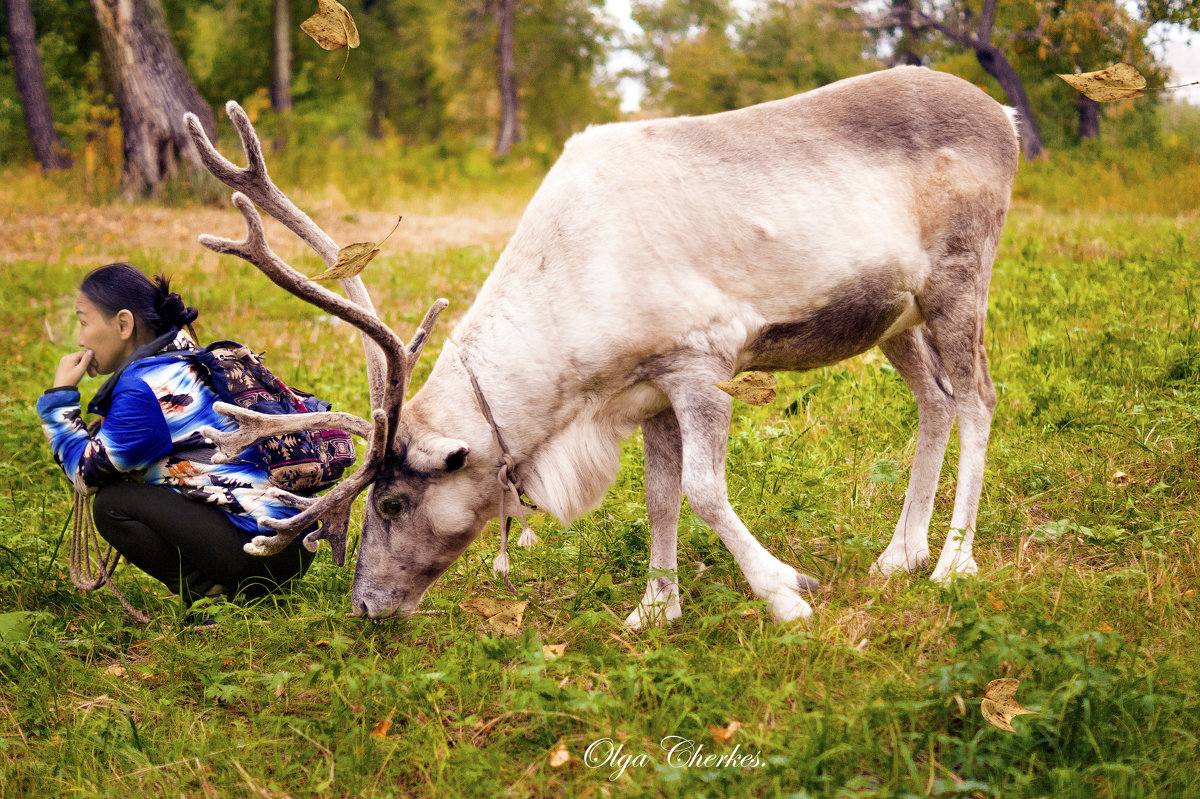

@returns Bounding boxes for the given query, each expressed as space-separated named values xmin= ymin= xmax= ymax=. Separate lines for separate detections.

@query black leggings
xmin=92 ymin=482 xmax=315 ymax=605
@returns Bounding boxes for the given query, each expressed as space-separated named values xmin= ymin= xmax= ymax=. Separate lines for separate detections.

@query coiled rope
xmin=67 ymin=421 xmax=150 ymax=624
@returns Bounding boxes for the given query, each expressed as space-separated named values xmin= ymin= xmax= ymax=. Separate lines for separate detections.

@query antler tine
xmin=184 ymin=102 xmax=388 ymax=410
xmin=201 ymin=402 xmax=373 ymax=464
xmin=244 ymin=409 xmax=389 ymax=566
xmin=199 ymin=193 xmax=409 ymax=409
xmin=405 ymin=299 xmax=450 ymax=365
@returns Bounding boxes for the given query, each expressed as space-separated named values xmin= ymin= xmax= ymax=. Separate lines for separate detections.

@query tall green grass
xmin=1 ymin=150 xmax=1198 ymax=796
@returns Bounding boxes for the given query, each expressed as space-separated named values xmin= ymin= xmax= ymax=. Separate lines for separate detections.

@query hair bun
xmin=158 ymin=291 xmax=199 ymax=328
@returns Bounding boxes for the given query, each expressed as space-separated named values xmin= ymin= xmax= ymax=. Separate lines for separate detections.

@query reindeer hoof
xmin=871 ymin=546 xmax=930 ymax=576
xmin=624 ymin=600 xmax=682 ymax=631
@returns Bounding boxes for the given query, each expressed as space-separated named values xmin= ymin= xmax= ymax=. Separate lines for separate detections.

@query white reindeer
xmin=185 ymin=66 xmax=1019 ymax=627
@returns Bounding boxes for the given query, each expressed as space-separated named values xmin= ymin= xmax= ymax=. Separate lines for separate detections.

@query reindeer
xmin=185 ymin=66 xmax=1019 ymax=627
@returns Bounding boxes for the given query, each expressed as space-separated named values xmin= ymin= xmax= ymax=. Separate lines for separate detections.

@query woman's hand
xmin=54 ymin=350 xmax=94 ymax=387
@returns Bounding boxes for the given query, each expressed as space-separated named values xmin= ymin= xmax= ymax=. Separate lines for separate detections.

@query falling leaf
xmin=708 ymin=720 xmax=743 ymax=744
xmin=1058 ymin=63 xmax=1146 ymax=102
xmin=980 ymin=678 xmax=1037 ymax=732
xmin=459 ymin=597 xmax=528 ymax=636
xmin=715 ymin=371 xmax=777 ymax=406
xmin=549 ymin=740 xmax=570 ymax=767
xmin=311 ymin=216 xmax=402 ymax=281
xmin=543 ymin=643 xmax=568 ymax=659
xmin=301 ymin=0 xmax=359 ymax=80
xmin=370 ymin=708 xmax=395 ymax=739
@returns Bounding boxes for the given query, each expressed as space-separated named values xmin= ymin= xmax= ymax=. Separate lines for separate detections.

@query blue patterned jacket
xmin=36 ymin=329 xmax=301 ymax=536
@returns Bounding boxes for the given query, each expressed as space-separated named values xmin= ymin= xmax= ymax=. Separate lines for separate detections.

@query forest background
xmin=3 ymin=0 xmax=1200 ymax=195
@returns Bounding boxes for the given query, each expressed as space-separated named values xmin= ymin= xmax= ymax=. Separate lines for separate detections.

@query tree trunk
xmin=890 ymin=0 xmax=923 ymax=67
xmin=271 ymin=0 xmax=293 ymax=112
xmin=6 ymin=0 xmax=72 ymax=170
xmin=494 ymin=0 xmax=519 ymax=156
xmin=972 ymin=41 xmax=1045 ymax=159
xmin=1076 ymin=94 xmax=1099 ymax=140
xmin=90 ymin=0 xmax=218 ymax=197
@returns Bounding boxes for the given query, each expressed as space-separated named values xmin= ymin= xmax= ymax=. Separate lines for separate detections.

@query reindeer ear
xmin=407 ymin=436 xmax=470 ymax=474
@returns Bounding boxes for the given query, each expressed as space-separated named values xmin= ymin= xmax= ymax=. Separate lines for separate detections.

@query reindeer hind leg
xmin=625 ymin=408 xmax=684 ymax=630
xmin=872 ymin=326 xmax=956 ymax=575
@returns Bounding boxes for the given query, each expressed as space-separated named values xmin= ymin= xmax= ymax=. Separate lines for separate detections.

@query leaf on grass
xmin=1107 ymin=471 xmax=1134 ymax=487
xmin=370 ymin=707 xmax=395 ymax=739
xmin=980 ymin=678 xmax=1037 ymax=732
xmin=549 ymin=740 xmax=570 ymax=767
xmin=1058 ymin=63 xmax=1146 ymax=102
xmin=311 ymin=216 xmax=402 ymax=281
xmin=543 ymin=643 xmax=567 ymax=659
xmin=708 ymin=720 xmax=743 ymax=743
xmin=104 ymin=664 xmax=126 ymax=678
xmin=0 ymin=611 xmax=50 ymax=642
xmin=459 ymin=597 xmax=528 ymax=636
xmin=715 ymin=371 xmax=777 ymax=406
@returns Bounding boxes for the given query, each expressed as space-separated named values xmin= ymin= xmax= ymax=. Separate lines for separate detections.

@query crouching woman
xmin=37 ymin=262 xmax=314 ymax=610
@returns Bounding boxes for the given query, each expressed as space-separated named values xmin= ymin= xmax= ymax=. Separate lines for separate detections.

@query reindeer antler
xmin=184 ymin=102 xmax=448 ymax=566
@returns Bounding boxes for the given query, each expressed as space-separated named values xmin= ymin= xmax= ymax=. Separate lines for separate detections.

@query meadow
xmin=1 ymin=137 xmax=1198 ymax=797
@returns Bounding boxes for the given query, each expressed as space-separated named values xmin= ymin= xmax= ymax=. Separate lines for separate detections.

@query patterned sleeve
xmin=36 ymin=377 xmax=174 ymax=492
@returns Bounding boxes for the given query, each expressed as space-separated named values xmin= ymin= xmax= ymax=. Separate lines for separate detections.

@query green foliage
xmin=632 ymin=0 xmax=878 ymax=115
xmin=4 ymin=146 xmax=1200 ymax=794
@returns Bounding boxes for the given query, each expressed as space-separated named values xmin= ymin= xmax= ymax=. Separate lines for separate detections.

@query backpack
xmin=184 ymin=341 xmax=356 ymax=495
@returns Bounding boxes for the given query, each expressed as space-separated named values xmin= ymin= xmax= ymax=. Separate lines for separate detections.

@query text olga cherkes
xmin=584 ymin=735 xmax=766 ymax=780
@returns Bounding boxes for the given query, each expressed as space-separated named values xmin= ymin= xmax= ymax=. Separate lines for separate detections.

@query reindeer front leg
xmin=655 ymin=366 xmax=820 ymax=623
xmin=625 ymin=408 xmax=684 ymax=630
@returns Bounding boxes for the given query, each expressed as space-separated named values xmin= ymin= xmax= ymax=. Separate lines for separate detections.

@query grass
xmin=1 ymin=148 xmax=1199 ymax=797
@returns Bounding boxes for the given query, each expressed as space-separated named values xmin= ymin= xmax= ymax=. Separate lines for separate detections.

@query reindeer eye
xmin=378 ymin=496 xmax=408 ymax=518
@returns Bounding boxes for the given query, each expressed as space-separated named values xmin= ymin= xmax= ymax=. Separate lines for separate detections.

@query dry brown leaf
xmin=104 ymin=664 xmax=126 ymax=677
xmin=708 ymin=720 xmax=743 ymax=743
xmin=1058 ymin=63 xmax=1146 ymax=102
xmin=715 ymin=371 xmax=777 ymax=406
xmin=311 ymin=216 xmax=401 ymax=281
xmin=549 ymin=740 xmax=570 ymax=767
xmin=459 ymin=597 xmax=528 ymax=636
xmin=300 ymin=0 xmax=360 ymax=80
xmin=980 ymin=678 xmax=1037 ymax=732
xmin=543 ymin=643 xmax=568 ymax=659
xmin=370 ymin=708 xmax=395 ymax=739
xmin=1107 ymin=471 xmax=1134 ymax=487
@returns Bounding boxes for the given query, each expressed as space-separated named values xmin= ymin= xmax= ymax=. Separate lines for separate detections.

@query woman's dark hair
xmin=80 ymin=263 xmax=199 ymax=339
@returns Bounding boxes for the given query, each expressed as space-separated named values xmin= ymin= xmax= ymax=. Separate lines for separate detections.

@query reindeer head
xmin=186 ymin=102 xmax=507 ymax=617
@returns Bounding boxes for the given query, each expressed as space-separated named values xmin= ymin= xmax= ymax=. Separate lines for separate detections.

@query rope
xmin=457 ymin=349 xmax=538 ymax=589
xmin=68 ymin=421 xmax=151 ymax=624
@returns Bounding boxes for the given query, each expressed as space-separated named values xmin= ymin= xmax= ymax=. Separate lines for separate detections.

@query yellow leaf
xmin=459 ymin=597 xmax=529 ymax=636
xmin=543 ymin=643 xmax=568 ymax=659
xmin=549 ymin=740 xmax=570 ymax=767
xmin=370 ymin=707 xmax=395 ymax=739
xmin=1098 ymin=622 xmax=1114 ymax=633
xmin=300 ymin=0 xmax=360 ymax=80
xmin=311 ymin=216 xmax=401 ymax=281
xmin=300 ymin=0 xmax=360 ymax=50
xmin=714 ymin=371 xmax=777 ymax=406
xmin=1058 ymin=63 xmax=1146 ymax=102
xmin=708 ymin=720 xmax=743 ymax=743
xmin=980 ymin=678 xmax=1037 ymax=732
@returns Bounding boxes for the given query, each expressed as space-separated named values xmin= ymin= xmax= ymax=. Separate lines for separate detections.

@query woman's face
xmin=75 ymin=293 xmax=137 ymax=376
